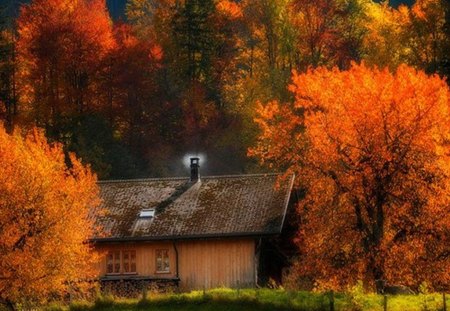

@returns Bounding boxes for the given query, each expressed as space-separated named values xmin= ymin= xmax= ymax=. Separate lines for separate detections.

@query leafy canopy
xmin=250 ymin=63 xmax=450 ymax=291
xmin=0 ymin=125 xmax=100 ymax=307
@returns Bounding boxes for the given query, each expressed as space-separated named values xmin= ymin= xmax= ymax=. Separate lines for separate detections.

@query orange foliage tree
xmin=103 ymin=22 xmax=165 ymax=155
xmin=0 ymin=125 xmax=99 ymax=308
xmin=250 ymin=63 xmax=450 ymax=291
xmin=17 ymin=0 xmax=114 ymax=124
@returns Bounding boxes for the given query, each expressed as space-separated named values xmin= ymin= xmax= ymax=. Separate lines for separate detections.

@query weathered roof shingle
xmin=92 ymin=173 xmax=294 ymax=241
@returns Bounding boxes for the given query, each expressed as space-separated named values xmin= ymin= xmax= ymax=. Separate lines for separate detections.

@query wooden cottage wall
xmin=94 ymin=238 xmax=256 ymax=291
xmin=177 ymin=239 xmax=255 ymax=290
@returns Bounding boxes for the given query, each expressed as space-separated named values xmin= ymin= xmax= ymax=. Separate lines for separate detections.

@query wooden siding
xmin=93 ymin=238 xmax=256 ymax=290
xmin=177 ymin=239 xmax=255 ymax=290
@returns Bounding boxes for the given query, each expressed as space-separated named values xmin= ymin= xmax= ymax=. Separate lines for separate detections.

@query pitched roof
xmin=91 ymin=173 xmax=294 ymax=242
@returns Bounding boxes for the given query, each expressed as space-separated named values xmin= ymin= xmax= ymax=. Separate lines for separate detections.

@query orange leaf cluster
xmin=217 ymin=0 xmax=243 ymax=19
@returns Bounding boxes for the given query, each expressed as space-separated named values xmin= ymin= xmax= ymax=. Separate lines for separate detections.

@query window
xmin=139 ymin=209 xmax=155 ymax=218
xmin=122 ymin=250 xmax=137 ymax=274
xmin=156 ymin=249 xmax=170 ymax=273
xmin=106 ymin=250 xmax=136 ymax=274
xmin=106 ymin=251 xmax=120 ymax=274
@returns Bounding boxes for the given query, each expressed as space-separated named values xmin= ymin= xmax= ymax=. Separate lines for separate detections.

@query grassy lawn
xmin=39 ymin=288 xmax=450 ymax=311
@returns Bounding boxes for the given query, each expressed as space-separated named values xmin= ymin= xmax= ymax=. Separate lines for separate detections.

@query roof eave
xmin=89 ymin=231 xmax=282 ymax=243
xmin=279 ymin=173 xmax=296 ymax=232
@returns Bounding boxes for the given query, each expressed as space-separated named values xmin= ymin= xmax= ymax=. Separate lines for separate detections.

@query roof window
xmin=139 ymin=209 xmax=155 ymax=218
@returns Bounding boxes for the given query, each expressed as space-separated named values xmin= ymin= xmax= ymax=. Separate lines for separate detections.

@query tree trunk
xmin=0 ymin=299 xmax=16 ymax=311
xmin=370 ymin=256 xmax=386 ymax=293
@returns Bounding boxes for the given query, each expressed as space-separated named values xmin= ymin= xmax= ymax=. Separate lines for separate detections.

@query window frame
xmin=106 ymin=250 xmax=121 ymax=275
xmin=122 ymin=250 xmax=137 ymax=275
xmin=105 ymin=250 xmax=137 ymax=275
xmin=155 ymin=249 xmax=170 ymax=274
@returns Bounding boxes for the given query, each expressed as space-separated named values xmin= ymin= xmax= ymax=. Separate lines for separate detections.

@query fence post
xmin=383 ymin=294 xmax=388 ymax=311
xmin=328 ymin=290 xmax=335 ymax=311
xmin=142 ymin=284 xmax=147 ymax=301
xmin=69 ymin=283 xmax=73 ymax=304
xmin=443 ymin=292 xmax=447 ymax=311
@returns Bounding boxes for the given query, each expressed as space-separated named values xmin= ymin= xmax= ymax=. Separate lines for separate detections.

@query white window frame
xmin=155 ymin=249 xmax=170 ymax=274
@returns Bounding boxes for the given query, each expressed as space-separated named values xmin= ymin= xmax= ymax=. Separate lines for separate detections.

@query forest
xmin=0 ymin=0 xmax=448 ymax=178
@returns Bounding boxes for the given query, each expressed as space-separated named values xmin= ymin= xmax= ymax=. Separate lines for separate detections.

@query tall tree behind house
xmin=17 ymin=0 xmax=115 ymax=125
xmin=0 ymin=3 xmax=18 ymax=132
xmin=440 ymin=0 xmax=450 ymax=81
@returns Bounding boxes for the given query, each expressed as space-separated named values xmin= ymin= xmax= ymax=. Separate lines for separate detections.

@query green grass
xmin=40 ymin=288 xmax=449 ymax=311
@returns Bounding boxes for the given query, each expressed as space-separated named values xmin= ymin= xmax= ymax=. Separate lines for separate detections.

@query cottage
xmin=91 ymin=158 xmax=294 ymax=292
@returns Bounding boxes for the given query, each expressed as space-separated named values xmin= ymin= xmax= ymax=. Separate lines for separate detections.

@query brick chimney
xmin=190 ymin=157 xmax=200 ymax=182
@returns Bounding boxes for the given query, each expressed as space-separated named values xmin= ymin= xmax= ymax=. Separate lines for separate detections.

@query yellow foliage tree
xmin=362 ymin=2 xmax=406 ymax=70
xmin=250 ymin=63 xmax=450 ymax=291
xmin=0 ymin=125 xmax=99 ymax=309
xmin=363 ymin=0 xmax=447 ymax=74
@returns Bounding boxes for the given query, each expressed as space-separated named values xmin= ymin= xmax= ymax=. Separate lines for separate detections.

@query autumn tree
xmin=14 ymin=0 xmax=145 ymax=179
xmin=362 ymin=2 xmax=406 ymax=70
xmin=291 ymin=0 xmax=368 ymax=69
xmin=126 ymin=0 xmax=176 ymax=41
xmin=403 ymin=0 xmax=447 ymax=74
xmin=236 ymin=0 xmax=296 ymax=100
xmin=239 ymin=0 xmax=296 ymax=72
xmin=0 ymin=125 xmax=99 ymax=309
xmin=0 ymin=13 xmax=18 ymax=133
xmin=17 ymin=0 xmax=114 ymax=126
xmin=363 ymin=0 xmax=448 ymax=75
xmin=250 ymin=63 xmax=450 ymax=291
xmin=102 ymin=22 xmax=172 ymax=175
xmin=443 ymin=0 xmax=450 ymax=80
